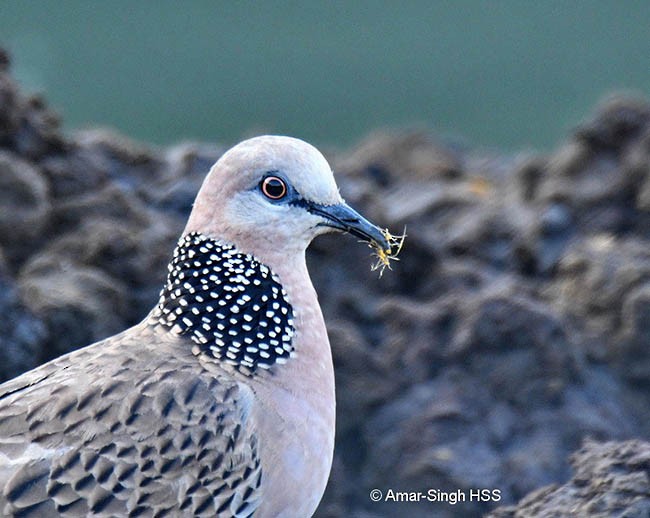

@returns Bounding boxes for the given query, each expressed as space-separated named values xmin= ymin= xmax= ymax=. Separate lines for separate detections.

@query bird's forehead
xmin=219 ymin=136 xmax=341 ymax=205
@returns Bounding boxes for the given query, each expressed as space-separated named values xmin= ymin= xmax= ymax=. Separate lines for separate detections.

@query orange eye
xmin=261 ymin=176 xmax=287 ymax=200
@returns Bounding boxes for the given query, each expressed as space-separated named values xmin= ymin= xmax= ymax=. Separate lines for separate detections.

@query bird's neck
xmin=148 ymin=231 xmax=336 ymax=452
xmin=147 ymin=232 xmax=298 ymax=376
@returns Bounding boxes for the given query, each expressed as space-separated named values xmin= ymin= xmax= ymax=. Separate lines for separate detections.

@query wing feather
xmin=0 ymin=332 xmax=262 ymax=517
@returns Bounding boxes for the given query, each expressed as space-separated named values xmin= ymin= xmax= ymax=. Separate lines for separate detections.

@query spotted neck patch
xmin=150 ymin=232 xmax=295 ymax=373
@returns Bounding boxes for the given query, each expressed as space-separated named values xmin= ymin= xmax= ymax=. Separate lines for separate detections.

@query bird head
xmin=185 ymin=136 xmax=392 ymax=263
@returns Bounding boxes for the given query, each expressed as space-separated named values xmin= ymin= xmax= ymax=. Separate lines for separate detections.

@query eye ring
xmin=261 ymin=176 xmax=287 ymax=200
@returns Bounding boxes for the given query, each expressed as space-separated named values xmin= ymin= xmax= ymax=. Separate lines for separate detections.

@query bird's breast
xmin=251 ymin=374 xmax=335 ymax=517
xmin=250 ymin=302 xmax=336 ymax=517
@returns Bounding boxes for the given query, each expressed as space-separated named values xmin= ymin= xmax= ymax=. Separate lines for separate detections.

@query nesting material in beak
xmin=303 ymin=200 xmax=405 ymax=276
xmin=369 ymin=227 xmax=406 ymax=277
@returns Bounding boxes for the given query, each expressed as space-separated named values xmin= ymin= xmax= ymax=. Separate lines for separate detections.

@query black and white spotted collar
xmin=150 ymin=232 xmax=295 ymax=373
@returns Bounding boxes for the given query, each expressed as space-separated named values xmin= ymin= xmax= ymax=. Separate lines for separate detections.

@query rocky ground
xmin=1 ymin=50 xmax=649 ymax=516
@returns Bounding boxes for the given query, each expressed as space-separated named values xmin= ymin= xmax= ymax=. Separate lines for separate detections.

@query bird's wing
xmin=0 ymin=334 xmax=262 ymax=517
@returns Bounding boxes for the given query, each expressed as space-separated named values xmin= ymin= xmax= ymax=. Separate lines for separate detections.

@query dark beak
xmin=305 ymin=201 xmax=391 ymax=252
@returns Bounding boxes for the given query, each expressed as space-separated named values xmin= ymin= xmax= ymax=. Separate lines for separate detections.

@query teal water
xmin=1 ymin=1 xmax=649 ymax=151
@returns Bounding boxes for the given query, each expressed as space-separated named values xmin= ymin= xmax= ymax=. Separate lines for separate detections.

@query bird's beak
xmin=305 ymin=201 xmax=391 ymax=253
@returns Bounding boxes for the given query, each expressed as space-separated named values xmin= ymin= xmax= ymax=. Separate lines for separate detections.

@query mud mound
xmin=489 ymin=439 xmax=650 ymax=518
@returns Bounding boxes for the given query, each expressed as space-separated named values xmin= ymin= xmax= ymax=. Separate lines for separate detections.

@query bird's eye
xmin=261 ymin=176 xmax=287 ymax=200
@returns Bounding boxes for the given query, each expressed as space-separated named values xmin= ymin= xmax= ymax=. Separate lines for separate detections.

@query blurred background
xmin=1 ymin=1 xmax=649 ymax=151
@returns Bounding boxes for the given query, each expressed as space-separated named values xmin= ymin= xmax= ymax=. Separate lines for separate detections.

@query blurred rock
xmin=1 ymin=52 xmax=650 ymax=517
xmin=489 ymin=439 xmax=650 ymax=518
xmin=0 ymin=150 xmax=51 ymax=265
xmin=0 ymin=250 xmax=46 ymax=379
xmin=549 ymin=236 xmax=650 ymax=348
xmin=0 ymin=52 xmax=64 ymax=159
xmin=615 ymin=282 xmax=650 ymax=384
